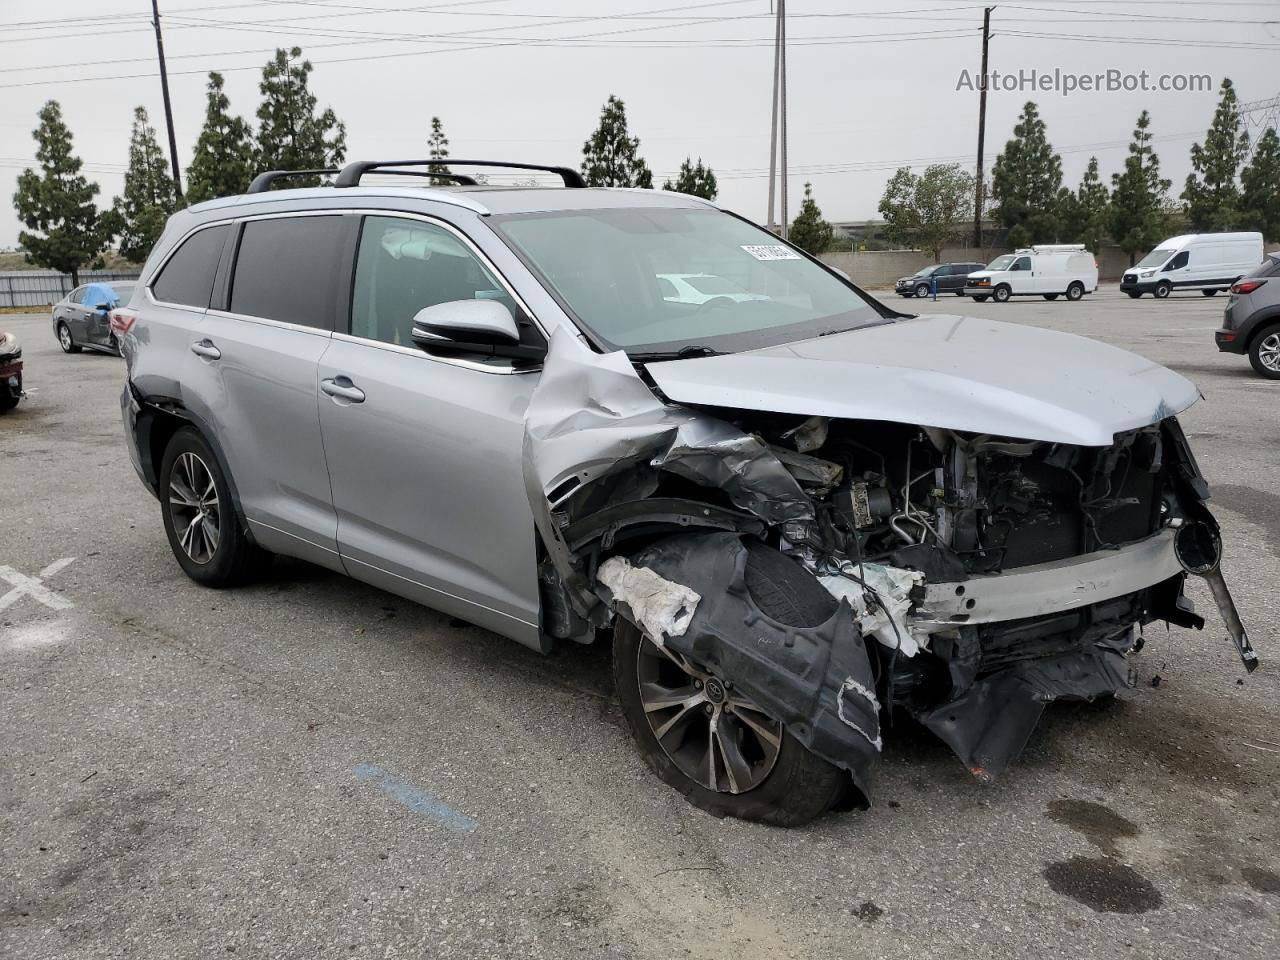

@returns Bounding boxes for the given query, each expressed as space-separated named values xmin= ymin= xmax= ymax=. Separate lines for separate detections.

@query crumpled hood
xmin=643 ymin=314 xmax=1200 ymax=446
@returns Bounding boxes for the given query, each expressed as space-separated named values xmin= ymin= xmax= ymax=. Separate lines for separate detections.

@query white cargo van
xmin=965 ymin=245 xmax=1098 ymax=303
xmin=1120 ymin=232 xmax=1263 ymax=299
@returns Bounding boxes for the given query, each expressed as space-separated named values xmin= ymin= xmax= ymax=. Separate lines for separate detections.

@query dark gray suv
xmin=1216 ymin=252 xmax=1280 ymax=378
xmin=894 ymin=262 xmax=984 ymax=298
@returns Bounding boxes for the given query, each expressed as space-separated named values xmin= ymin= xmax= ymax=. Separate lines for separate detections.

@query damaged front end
xmin=524 ymin=327 xmax=1256 ymax=808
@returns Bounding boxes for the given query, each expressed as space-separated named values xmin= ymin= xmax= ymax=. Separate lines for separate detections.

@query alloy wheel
xmin=167 ymin=451 xmax=221 ymax=564
xmin=1259 ymin=333 xmax=1280 ymax=373
xmin=636 ymin=634 xmax=782 ymax=794
xmin=59 ymin=324 xmax=72 ymax=351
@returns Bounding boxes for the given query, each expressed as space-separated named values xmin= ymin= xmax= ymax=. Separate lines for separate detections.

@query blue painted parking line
xmin=352 ymin=762 xmax=477 ymax=833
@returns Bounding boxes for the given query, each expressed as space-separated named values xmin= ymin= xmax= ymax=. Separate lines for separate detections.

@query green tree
xmin=788 ymin=181 xmax=834 ymax=255
xmin=581 ymin=95 xmax=652 ymax=188
xmin=11 ymin=100 xmax=117 ymax=284
xmin=1110 ymin=110 xmax=1172 ymax=265
xmin=255 ymin=48 xmax=346 ymax=184
xmin=991 ymin=101 xmax=1065 ymax=247
xmin=1182 ymin=78 xmax=1250 ymax=232
xmin=113 ymin=106 xmax=178 ymax=263
xmin=662 ymin=156 xmax=717 ymax=200
xmin=1241 ymin=127 xmax=1280 ymax=241
xmin=1059 ymin=156 xmax=1111 ymax=254
xmin=187 ymin=72 xmax=255 ymax=204
xmin=877 ymin=163 xmax=974 ymax=261
xmin=426 ymin=115 xmax=452 ymax=185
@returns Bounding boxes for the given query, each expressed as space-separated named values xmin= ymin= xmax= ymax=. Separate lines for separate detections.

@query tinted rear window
xmin=1244 ymin=256 xmax=1280 ymax=279
xmin=229 ymin=216 xmax=347 ymax=329
xmin=151 ymin=225 xmax=229 ymax=308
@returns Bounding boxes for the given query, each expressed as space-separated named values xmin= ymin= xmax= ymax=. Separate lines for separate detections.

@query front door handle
xmin=190 ymin=339 xmax=221 ymax=360
xmin=321 ymin=376 xmax=366 ymax=403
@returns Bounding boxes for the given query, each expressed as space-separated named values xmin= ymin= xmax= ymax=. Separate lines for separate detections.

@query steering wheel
xmin=694 ymin=295 xmax=737 ymax=314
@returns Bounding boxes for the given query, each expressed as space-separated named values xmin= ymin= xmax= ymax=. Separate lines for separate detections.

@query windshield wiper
xmin=629 ymin=344 xmax=724 ymax=362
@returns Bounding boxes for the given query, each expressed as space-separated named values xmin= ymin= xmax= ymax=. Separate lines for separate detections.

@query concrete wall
xmin=821 ymin=245 xmax=1136 ymax=288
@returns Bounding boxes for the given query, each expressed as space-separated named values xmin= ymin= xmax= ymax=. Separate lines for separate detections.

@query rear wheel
xmin=57 ymin=321 xmax=80 ymax=354
xmin=159 ymin=427 xmax=269 ymax=586
xmin=1066 ymin=282 xmax=1085 ymax=301
xmin=1202 ymin=288 xmax=1219 ymax=297
xmin=1154 ymin=281 xmax=1171 ymax=299
xmin=1127 ymin=291 xmax=1142 ymax=299
xmin=1249 ymin=324 xmax=1280 ymax=380
xmin=613 ymin=543 xmax=850 ymax=826
xmin=973 ymin=295 xmax=989 ymax=302
xmin=993 ymin=284 xmax=1011 ymax=303
xmin=1043 ymin=293 xmax=1059 ymax=301
xmin=0 ymin=391 xmax=17 ymax=413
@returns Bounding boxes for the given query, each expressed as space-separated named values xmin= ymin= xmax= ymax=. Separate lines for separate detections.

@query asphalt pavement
xmin=1 ymin=286 xmax=1278 ymax=959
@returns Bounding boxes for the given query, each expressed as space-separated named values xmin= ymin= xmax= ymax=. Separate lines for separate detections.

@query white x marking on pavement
xmin=0 ymin=558 xmax=76 ymax=612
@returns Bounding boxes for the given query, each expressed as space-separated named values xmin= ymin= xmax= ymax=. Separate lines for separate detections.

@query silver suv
xmin=117 ymin=160 xmax=1256 ymax=826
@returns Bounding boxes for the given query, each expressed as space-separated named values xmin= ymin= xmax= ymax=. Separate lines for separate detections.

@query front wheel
xmin=915 ymin=283 xmax=931 ymax=299
xmin=992 ymin=285 xmax=1011 ymax=303
xmin=1043 ymin=293 xmax=1059 ymax=301
xmin=159 ymin=427 xmax=269 ymax=586
xmin=1202 ymin=288 xmax=1219 ymax=297
xmin=57 ymin=321 xmax=80 ymax=354
xmin=613 ymin=621 xmax=847 ymax=826
xmin=1066 ymin=281 xmax=1085 ymax=301
xmin=1154 ymin=281 xmax=1171 ymax=299
xmin=1249 ymin=325 xmax=1280 ymax=380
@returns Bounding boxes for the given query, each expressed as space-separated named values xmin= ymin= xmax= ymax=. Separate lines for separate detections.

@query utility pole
xmin=778 ymin=0 xmax=788 ymax=241
xmin=766 ymin=3 xmax=781 ymax=233
xmin=973 ymin=6 xmax=993 ymax=249
xmin=151 ymin=0 xmax=184 ymax=202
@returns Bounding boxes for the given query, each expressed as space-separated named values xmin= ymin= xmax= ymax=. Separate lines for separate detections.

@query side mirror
xmin=411 ymin=299 xmax=544 ymax=362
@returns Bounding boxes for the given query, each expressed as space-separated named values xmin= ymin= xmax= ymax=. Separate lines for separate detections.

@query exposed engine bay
xmin=524 ymin=327 xmax=1256 ymax=802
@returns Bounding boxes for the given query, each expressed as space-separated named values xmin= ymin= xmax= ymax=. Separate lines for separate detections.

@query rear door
xmin=315 ymin=212 xmax=544 ymax=644
xmin=183 ymin=212 xmax=352 ymax=570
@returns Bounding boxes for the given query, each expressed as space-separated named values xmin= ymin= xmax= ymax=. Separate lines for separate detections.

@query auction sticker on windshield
xmin=741 ymin=244 xmax=803 ymax=261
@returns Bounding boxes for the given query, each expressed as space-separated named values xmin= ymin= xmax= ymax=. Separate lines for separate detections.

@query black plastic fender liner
xmin=600 ymin=532 xmax=882 ymax=801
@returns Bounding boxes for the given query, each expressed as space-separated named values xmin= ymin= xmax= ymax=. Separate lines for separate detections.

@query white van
xmin=1120 ymin=233 xmax=1263 ymax=299
xmin=965 ymin=245 xmax=1099 ymax=303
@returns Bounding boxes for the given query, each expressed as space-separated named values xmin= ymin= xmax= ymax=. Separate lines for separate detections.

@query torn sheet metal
xmin=601 ymin=532 xmax=881 ymax=800
xmin=523 ymin=327 xmax=812 ymax=623
xmin=819 ymin=562 xmax=924 ymax=656
xmin=596 ymin=556 xmax=700 ymax=646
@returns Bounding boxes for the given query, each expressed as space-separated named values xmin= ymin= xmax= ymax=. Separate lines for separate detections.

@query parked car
xmin=1215 ymin=251 xmax=1280 ymax=379
xmin=0 ymin=330 xmax=22 ymax=412
xmin=1121 ymin=232 xmax=1263 ymax=299
xmin=893 ymin=262 xmax=984 ymax=299
xmin=656 ymin=273 xmax=767 ymax=305
xmin=52 ymin=280 xmax=136 ymax=354
xmin=965 ymin=245 xmax=1098 ymax=302
xmin=116 ymin=160 xmax=1254 ymax=826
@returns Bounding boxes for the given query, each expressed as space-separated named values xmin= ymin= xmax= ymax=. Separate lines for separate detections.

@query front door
xmin=316 ymin=214 xmax=544 ymax=645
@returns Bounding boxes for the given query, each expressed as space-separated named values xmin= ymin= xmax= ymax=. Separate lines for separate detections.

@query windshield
xmin=987 ymin=255 xmax=1015 ymax=270
xmin=494 ymin=208 xmax=885 ymax=354
xmin=1136 ymin=248 xmax=1174 ymax=269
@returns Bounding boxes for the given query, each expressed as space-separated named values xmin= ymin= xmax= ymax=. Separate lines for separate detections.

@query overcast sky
xmin=2 ymin=0 xmax=1277 ymax=251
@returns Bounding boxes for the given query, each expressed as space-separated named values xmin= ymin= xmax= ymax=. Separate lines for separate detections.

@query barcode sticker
xmin=741 ymin=244 xmax=803 ymax=261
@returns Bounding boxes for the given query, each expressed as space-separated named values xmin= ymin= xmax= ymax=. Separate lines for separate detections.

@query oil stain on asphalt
xmin=1042 ymin=799 xmax=1163 ymax=914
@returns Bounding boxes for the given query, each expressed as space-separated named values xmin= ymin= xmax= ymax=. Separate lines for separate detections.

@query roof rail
xmin=246 ymin=168 xmax=339 ymax=194
xmin=334 ymin=159 xmax=586 ymax=189
xmin=357 ymin=169 xmax=479 ymax=186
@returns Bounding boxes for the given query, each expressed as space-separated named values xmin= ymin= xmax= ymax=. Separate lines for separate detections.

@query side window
xmin=1012 ymin=256 xmax=1031 ymax=271
xmin=229 ymin=216 xmax=347 ymax=329
xmin=351 ymin=215 xmax=518 ymax=347
xmin=68 ymin=286 xmax=87 ymax=304
xmin=1167 ymin=251 xmax=1189 ymax=270
xmin=152 ymin=224 xmax=230 ymax=308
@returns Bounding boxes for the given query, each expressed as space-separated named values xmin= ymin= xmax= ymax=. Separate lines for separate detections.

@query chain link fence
xmin=0 ymin=270 xmax=142 ymax=309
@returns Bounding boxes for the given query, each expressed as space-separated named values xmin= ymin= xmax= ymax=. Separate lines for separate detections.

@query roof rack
xmin=246 ymin=168 xmax=339 ymax=194
xmin=333 ymin=159 xmax=586 ymax=189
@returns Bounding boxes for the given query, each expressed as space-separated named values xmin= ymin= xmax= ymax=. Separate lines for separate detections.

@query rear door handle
xmin=190 ymin=339 xmax=221 ymax=360
xmin=321 ymin=376 xmax=365 ymax=403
